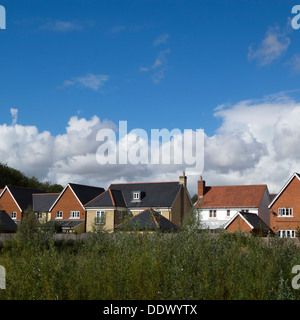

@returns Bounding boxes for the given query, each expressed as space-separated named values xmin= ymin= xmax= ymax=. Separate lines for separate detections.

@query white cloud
xmin=201 ymin=93 xmax=300 ymax=194
xmin=3 ymin=92 xmax=300 ymax=195
xmin=248 ymin=26 xmax=290 ymax=65
xmin=286 ymin=54 xmax=300 ymax=73
xmin=62 ymin=74 xmax=109 ymax=91
xmin=111 ymin=25 xmax=126 ymax=33
xmin=140 ymin=49 xmax=171 ymax=83
xmin=10 ymin=108 xmax=18 ymax=125
xmin=139 ymin=67 xmax=149 ymax=72
xmin=40 ymin=20 xmax=83 ymax=32
xmin=153 ymin=33 xmax=169 ymax=46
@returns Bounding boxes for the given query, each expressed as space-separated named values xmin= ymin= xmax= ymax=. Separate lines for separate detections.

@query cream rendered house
xmin=85 ymin=173 xmax=193 ymax=232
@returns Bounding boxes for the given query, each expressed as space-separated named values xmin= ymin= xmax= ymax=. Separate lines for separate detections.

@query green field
xmin=0 ymin=225 xmax=300 ymax=300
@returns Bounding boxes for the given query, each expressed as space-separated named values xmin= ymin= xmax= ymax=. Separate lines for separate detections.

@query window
xmin=95 ymin=211 xmax=106 ymax=225
xmin=11 ymin=212 xmax=17 ymax=219
xmin=132 ymin=191 xmax=141 ymax=201
xmin=37 ymin=212 xmax=42 ymax=219
xmin=70 ymin=211 xmax=80 ymax=219
xmin=209 ymin=210 xmax=217 ymax=218
xmin=227 ymin=210 xmax=230 ymax=217
xmin=56 ymin=211 xmax=63 ymax=219
xmin=278 ymin=208 xmax=293 ymax=217
xmin=278 ymin=229 xmax=295 ymax=238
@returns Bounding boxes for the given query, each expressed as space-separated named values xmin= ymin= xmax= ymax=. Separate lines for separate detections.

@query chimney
xmin=198 ymin=176 xmax=205 ymax=198
xmin=179 ymin=171 xmax=187 ymax=188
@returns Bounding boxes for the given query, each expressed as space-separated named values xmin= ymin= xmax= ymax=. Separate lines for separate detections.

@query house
xmin=85 ymin=172 xmax=193 ymax=232
xmin=115 ymin=208 xmax=179 ymax=232
xmin=0 ymin=186 xmax=45 ymax=223
xmin=85 ymin=188 xmax=128 ymax=232
xmin=49 ymin=183 xmax=105 ymax=233
xmin=0 ymin=210 xmax=18 ymax=233
xmin=32 ymin=193 xmax=60 ymax=223
xmin=223 ymin=211 xmax=270 ymax=235
xmin=269 ymin=172 xmax=300 ymax=238
xmin=195 ymin=177 xmax=271 ymax=230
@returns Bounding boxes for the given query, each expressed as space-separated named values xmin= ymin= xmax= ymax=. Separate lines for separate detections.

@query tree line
xmin=0 ymin=163 xmax=63 ymax=193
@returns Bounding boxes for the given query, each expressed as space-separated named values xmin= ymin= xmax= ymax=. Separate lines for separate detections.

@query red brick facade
xmin=50 ymin=186 xmax=85 ymax=220
xmin=0 ymin=189 xmax=21 ymax=221
xmin=269 ymin=174 xmax=300 ymax=236
xmin=226 ymin=215 xmax=252 ymax=233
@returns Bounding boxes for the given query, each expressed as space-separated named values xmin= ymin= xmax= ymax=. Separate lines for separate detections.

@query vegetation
xmin=0 ymin=162 xmax=63 ymax=192
xmin=0 ymin=223 xmax=300 ymax=300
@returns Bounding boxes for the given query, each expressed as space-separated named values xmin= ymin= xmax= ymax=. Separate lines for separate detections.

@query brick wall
xmin=270 ymin=176 xmax=300 ymax=234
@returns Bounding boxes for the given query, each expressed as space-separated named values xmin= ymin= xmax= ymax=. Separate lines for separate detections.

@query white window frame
xmin=11 ymin=212 xmax=17 ymax=220
xmin=56 ymin=211 xmax=63 ymax=219
xmin=278 ymin=229 xmax=295 ymax=238
xmin=278 ymin=207 xmax=293 ymax=217
xmin=209 ymin=210 xmax=217 ymax=218
xmin=70 ymin=211 xmax=80 ymax=219
xmin=95 ymin=210 xmax=106 ymax=225
xmin=133 ymin=192 xmax=140 ymax=201
xmin=37 ymin=212 xmax=42 ymax=219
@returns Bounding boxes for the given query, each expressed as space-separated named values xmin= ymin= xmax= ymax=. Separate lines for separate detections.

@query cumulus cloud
xmin=200 ymin=93 xmax=300 ymax=194
xmin=2 ymin=93 xmax=300 ymax=195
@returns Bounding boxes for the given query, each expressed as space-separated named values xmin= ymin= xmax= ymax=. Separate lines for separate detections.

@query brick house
xmin=0 ymin=186 xmax=44 ymax=223
xmin=85 ymin=173 xmax=193 ymax=232
xmin=223 ymin=211 xmax=270 ymax=235
xmin=48 ymin=183 xmax=104 ymax=233
xmin=269 ymin=172 xmax=300 ymax=238
xmin=195 ymin=177 xmax=271 ymax=230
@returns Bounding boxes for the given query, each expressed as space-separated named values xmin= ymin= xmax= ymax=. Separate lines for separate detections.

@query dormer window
xmin=132 ymin=191 xmax=141 ymax=201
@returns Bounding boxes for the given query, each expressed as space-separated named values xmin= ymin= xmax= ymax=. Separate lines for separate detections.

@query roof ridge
xmin=32 ymin=193 xmax=60 ymax=195
xmin=110 ymin=181 xmax=179 ymax=185
xmin=6 ymin=185 xmax=45 ymax=191
xmin=69 ymin=182 xmax=104 ymax=189
xmin=207 ymin=184 xmax=267 ymax=188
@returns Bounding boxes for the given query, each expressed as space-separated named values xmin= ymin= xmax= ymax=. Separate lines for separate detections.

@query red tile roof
xmin=196 ymin=184 xmax=267 ymax=209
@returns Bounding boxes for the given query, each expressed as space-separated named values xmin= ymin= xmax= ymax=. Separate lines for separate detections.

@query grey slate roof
xmin=0 ymin=210 xmax=17 ymax=233
xmin=5 ymin=186 xmax=45 ymax=211
xmin=33 ymin=193 xmax=60 ymax=212
xmin=109 ymin=182 xmax=182 ymax=208
xmin=68 ymin=183 xmax=105 ymax=206
xmin=85 ymin=189 xmax=126 ymax=208
xmin=115 ymin=208 xmax=179 ymax=231
xmin=238 ymin=212 xmax=270 ymax=232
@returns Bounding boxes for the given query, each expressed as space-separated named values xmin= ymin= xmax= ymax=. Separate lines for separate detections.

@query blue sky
xmin=1 ymin=0 xmax=300 ymax=192
xmin=1 ymin=0 xmax=299 ymax=135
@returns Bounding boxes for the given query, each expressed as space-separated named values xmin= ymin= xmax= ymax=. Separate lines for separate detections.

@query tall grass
xmin=0 ymin=229 xmax=300 ymax=300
